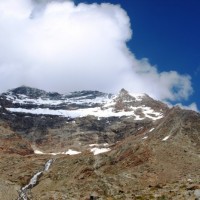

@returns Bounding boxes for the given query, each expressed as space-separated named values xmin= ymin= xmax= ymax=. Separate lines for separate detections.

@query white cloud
xmin=0 ymin=0 xmax=193 ymax=102
xmin=164 ymin=101 xmax=199 ymax=112
xmin=176 ymin=102 xmax=199 ymax=112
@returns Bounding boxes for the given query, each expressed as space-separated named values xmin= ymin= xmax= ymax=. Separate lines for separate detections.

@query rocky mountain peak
xmin=9 ymin=86 xmax=48 ymax=98
xmin=0 ymin=86 xmax=168 ymax=119
xmin=119 ymin=88 xmax=129 ymax=96
xmin=66 ymin=90 xmax=110 ymax=100
xmin=0 ymin=86 xmax=200 ymax=200
xmin=117 ymin=88 xmax=139 ymax=102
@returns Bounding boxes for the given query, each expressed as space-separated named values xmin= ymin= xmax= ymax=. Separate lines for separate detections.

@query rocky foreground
xmin=0 ymin=86 xmax=200 ymax=199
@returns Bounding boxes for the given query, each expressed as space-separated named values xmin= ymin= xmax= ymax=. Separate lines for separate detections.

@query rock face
xmin=0 ymin=122 xmax=33 ymax=155
xmin=0 ymin=86 xmax=200 ymax=199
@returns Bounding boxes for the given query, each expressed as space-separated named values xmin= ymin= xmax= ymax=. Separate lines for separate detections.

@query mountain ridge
xmin=0 ymin=86 xmax=200 ymax=200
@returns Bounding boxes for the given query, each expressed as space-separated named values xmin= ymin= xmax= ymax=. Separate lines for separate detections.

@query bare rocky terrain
xmin=0 ymin=86 xmax=200 ymax=200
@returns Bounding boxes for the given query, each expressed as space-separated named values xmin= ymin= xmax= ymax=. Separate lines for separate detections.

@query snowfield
xmin=7 ymin=106 xmax=163 ymax=120
xmin=4 ymin=89 xmax=164 ymax=121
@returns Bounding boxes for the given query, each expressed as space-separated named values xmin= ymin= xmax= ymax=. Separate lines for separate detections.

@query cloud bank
xmin=176 ymin=102 xmax=199 ymax=112
xmin=0 ymin=0 xmax=193 ymax=102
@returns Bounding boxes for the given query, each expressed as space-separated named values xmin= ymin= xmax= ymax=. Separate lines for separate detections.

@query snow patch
xmin=90 ymin=147 xmax=111 ymax=155
xmin=89 ymin=143 xmax=109 ymax=147
xmin=7 ymin=93 xmax=113 ymax=107
xmin=7 ymin=106 xmax=163 ymax=120
xmin=130 ymin=93 xmax=145 ymax=101
xmin=89 ymin=144 xmax=99 ymax=147
xmin=142 ymin=136 xmax=148 ymax=140
xmin=5 ymin=91 xmax=164 ymax=121
xmin=34 ymin=149 xmax=81 ymax=155
xmin=162 ymin=135 xmax=170 ymax=141
xmin=65 ymin=149 xmax=81 ymax=155
xmin=34 ymin=150 xmax=44 ymax=154
xmin=149 ymin=128 xmax=154 ymax=132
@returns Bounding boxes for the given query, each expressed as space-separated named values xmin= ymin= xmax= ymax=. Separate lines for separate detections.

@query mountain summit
xmin=1 ymin=86 xmax=167 ymax=118
xmin=0 ymin=86 xmax=200 ymax=200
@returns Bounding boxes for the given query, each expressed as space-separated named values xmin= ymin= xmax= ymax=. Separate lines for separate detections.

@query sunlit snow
xmin=149 ymin=128 xmax=155 ymax=132
xmin=162 ymin=135 xmax=170 ymax=141
xmin=65 ymin=149 xmax=81 ymax=155
xmin=89 ymin=143 xmax=109 ymax=147
xmin=34 ymin=149 xmax=81 ymax=155
xmin=7 ymin=106 xmax=163 ymax=120
xmin=142 ymin=136 xmax=148 ymax=140
xmin=5 ymin=91 xmax=164 ymax=120
xmin=34 ymin=150 xmax=44 ymax=154
xmin=6 ymin=92 xmax=113 ymax=106
xmin=90 ymin=147 xmax=111 ymax=155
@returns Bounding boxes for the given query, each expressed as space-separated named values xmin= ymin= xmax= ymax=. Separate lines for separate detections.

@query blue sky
xmin=77 ymin=0 xmax=200 ymax=110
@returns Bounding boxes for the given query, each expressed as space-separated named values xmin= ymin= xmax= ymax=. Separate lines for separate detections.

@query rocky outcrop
xmin=0 ymin=122 xmax=33 ymax=155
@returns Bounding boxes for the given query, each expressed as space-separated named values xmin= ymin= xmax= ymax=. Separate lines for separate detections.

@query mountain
xmin=0 ymin=86 xmax=200 ymax=200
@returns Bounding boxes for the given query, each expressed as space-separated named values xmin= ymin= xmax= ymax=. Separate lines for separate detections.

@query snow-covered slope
xmin=0 ymin=86 xmax=167 ymax=121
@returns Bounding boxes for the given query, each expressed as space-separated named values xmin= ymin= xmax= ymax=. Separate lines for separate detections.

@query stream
xmin=17 ymin=159 xmax=53 ymax=200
